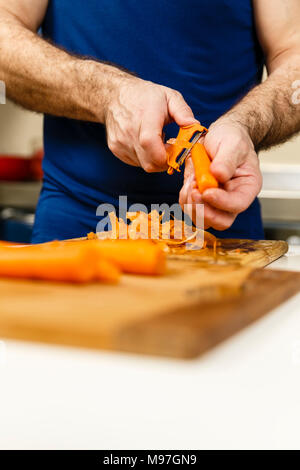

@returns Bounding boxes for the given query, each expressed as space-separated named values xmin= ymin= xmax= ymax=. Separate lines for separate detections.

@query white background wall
xmin=0 ymin=100 xmax=43 ymax=156
xmin=260 ymin=135 xmax=300 ymax=165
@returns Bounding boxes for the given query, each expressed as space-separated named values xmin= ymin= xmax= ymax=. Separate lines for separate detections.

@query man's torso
xmin=33 ymin=0 xmax=265 ymax=242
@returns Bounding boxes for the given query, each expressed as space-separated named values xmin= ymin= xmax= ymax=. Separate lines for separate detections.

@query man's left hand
xmin=179 ymin=119 xmax=263 ymax=231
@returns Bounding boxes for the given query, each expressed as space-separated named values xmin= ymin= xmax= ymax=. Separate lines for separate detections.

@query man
xmin=0 ymin=0 xmax=299 ymax=242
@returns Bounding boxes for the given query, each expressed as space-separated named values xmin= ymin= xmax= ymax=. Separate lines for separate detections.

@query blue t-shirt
xmin=32 ymin=0 xmax=265 ymax=242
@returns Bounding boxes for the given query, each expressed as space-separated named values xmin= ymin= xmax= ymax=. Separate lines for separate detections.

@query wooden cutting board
xmin=0 ymin=239 xmax=298 ymax=359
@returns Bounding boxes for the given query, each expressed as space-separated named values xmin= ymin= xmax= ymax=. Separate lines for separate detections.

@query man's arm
xmin=0 ymin=0 xmax=111 ymax=122
xmin=0 ymin=0 xmax=196 ymax=172
xmin=226 ymin=0 xmax=300 ymax=150
xmin=181 ymin=0 xmax=300 ymax=231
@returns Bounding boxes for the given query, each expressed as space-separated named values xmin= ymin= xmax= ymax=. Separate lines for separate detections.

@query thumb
xmin=204 ymin=133 xmax=244 ymax=184
xmin=183 ymin=154 xmax=196 ymax=184
xmin=167 ymin=91 xmax=198 ymax=126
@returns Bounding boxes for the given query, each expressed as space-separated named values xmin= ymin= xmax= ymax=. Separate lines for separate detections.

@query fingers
xmin=178 ymin=119 xmax=262 ymax=231
xmin=183 ymin=155 xmax=195 ymax=183
xmin=203 ymin=204 xmax=237 ymax=231
xmin=107 ymin=108 xmax=167 ymax=172
xmin=202 ymin=179 xmax=261 ymax=214
xmin=202 ymin=151 xmax=262 ymax=214
xmin=138 ymin=88 xmax=198 ymax=172
xmin=179 ymin=157 xmax=197 ymax=208
xmin=167 ymin=90 xmax=198 ymax=127
xmin=107 ymin=137 xmax=139 ymax=166
xmin=179 ymin=175 xmax=195 ymax=209
xmin=205 ymin=132 xmax=250 ymax=183
xmin=137 ymin=113 xmax=168 ymax=172
xmin=191 ymin=189 xmax=237 ymax=230
xmin=106 ymin=112 xmax=140 ymax=166
xmin=180 ymin=155 xmax=236 ymax=231
xmin=202 ymin=184 xmax=255 ymax=214
xmin=106 ymin=80 xmax=197 ymax=172
xmin=180 ymin=181 xmax=237 ymax=231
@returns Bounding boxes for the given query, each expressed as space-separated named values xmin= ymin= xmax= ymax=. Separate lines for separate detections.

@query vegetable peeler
xmin=166 ymin=123 xmax=218 ymax=193
xmin=166 ymin=123 xmax=208 ymax=175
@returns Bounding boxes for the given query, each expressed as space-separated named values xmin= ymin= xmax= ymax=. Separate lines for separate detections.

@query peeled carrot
xmin=0 ymin=241 xmax=27 ymax=246
xmin=0 ymin=243 xmax=93 ymax=282
xmin=0 ymin=242 xmax=120 ymax=283
xmin=0 ymin=238 xmax=165 ymax=282
xmin=96 ymin=239 xmax=166 ymax=275
xmin=96 ymin=257 xmax=121 ymax=283
xmin=191 ymin=143 xmax=218 ymax=193
xmin=66 ymin=239 xmax=166 ymax=276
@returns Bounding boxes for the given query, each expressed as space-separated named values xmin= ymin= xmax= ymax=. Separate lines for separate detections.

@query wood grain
xmin=117 ymin=269 xmax=300 ymax=359
xmin=0 ymin=239 xmax=294 ymax=359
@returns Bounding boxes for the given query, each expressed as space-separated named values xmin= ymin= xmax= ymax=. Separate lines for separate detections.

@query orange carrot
xmin=191 ymin=143 xmax=218 ymax=193
xmin=1 ymin=238 xmax=166 ymax=280
xmin=0 ymin=242 xmax=120 ymax=283
xmin=96 ymin=239 xmax=166 ymax=275
xmin=65 ymin=239 xmax=166 ymax=276
xmin=0 ymin=241 xmax=28 ymax=246
xmin=96 ymin=257 xmax=121 ymax=283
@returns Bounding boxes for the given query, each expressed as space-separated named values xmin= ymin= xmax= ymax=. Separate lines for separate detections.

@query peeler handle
xmin=166 ymin=123 xmax=208 ymax=174
xmin=176 ymin=123 xmax=208 ymax=143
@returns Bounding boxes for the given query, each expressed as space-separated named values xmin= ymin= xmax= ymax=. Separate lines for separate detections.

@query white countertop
xmin=1 ymin=247 xmax=300 ymax=450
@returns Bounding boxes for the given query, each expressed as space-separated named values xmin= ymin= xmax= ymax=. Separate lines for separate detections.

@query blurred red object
xmin=30 ymin=149 xmax=44 ymax=181
xmin=0 ymin=149 xmax=44 ymax=182
xmin=0 ymin=156 xmax=31 ymax=181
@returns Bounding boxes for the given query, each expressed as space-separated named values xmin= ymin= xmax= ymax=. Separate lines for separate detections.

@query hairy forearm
xmin=0 ymin=12 xmax=130 ymax=122
xmin=219 ymin=55 xmax=300 ymax=151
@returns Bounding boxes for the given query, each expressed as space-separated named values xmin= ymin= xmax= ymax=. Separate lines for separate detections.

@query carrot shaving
xmin=91 ymin=210 xmax=218 ymax=254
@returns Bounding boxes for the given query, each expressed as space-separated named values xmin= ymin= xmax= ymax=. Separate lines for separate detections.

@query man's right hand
xmin=0 ymin=0 xmax=196 ymax=174
xmin=104 ymin=76 xmax=197 ymax=172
